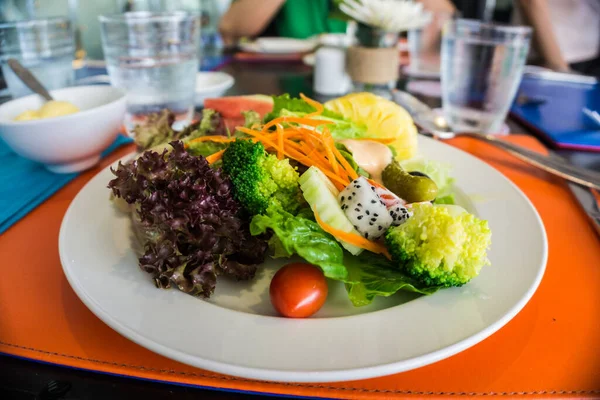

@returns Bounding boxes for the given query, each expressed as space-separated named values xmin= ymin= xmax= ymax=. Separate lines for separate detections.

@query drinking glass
xmin=441 ymin=19 xmax=531 ymax=133
xmin=99 ymin=11 xmax=200 ymax=132
xmin=0 ymin=17 xmax=75 ymax=98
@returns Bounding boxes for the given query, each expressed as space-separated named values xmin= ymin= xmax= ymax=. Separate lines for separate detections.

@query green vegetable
xmin=250 ymin=203 xmax=443 ymax=306
xmin=335 ymin=143 xmax=370 ymax=178
xmin=400 ymin=157 xmax=455 ymax=204
xmin=344 ymin=253 xmax=440 ymax=306
xmin=242 ymin=110 xmax=262 ymax=128
xmin=382 ymin=161 xmax=438 ymax=203
xmin=133 ymin=108 xmax=227 ymax=151
xmin=186 ymin=140 xmax=228 ymax=158
xmin=222 ymin=140 xmax=302 ymax=215
xmin=250 ymin=203 xmax=348 ymax=280
xmin=264 ymin=94 xmax=367 ymax=139
xmin=385 ymin=203 xmax=492 ymax=287
xmin=133 ymin=110 xmax=174 ymax=150
xmin=298 ymin=166 xmax=362 ymax=255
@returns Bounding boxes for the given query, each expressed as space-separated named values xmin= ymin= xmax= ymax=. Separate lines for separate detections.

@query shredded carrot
xmin=276 ymin=124 xmax=284 ymax=160
xmin=186 ymin=136 xmax=236 ymax=144
xmin=352 ymin=137 xmax=396 ymax=144
xmin=314 ymin=211 xmax=391 ymax=259
xmin=206 ymin=149 xmax=225 ymax=164
xmin=262 ymin=116 xmax=332 ymax=131
xmin=367 ymin=178 xmax=385 ymax=189
xmin=237 ymin=127 xmax=284 ymax=154
xmin=300 ymin=93 xmax=324 ymax=117
xmin=321 ymin=136 xmax=340 ymax=176
xmin=325 ymin=130 xmax=358 ymax=180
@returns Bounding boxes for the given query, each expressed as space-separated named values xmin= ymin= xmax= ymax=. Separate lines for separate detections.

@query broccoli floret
xmin=385 ymin=203 xmax=491 ymax=287
xmin=222 ymin=139 xmax=302 ymax=215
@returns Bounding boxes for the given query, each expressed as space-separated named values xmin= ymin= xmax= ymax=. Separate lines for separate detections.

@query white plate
xmin=59 ymin=135 xmax=547 ymax=383
xmin=240 ymin=37 xmax=317 ymax=54
xmin=195 ymin=72 xmax=235 ymax=106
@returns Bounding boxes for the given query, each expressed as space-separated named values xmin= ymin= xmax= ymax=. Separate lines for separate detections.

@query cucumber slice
xmin=299 ymin=167 xmax=363 ymax=255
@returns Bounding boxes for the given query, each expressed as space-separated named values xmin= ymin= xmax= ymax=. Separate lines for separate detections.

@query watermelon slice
xmin=204 ymin=95 xmax=273 ymax=118
xmin=204 ymin=95 xmax=273 ymax=132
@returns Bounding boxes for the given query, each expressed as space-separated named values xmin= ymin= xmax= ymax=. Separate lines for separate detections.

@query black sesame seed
xmin=369 ymin=222 xmax=374 ymax=226
xmin=352 ymin=192 xmax=356 ymax=195
xmin=374 ymin=213 xmax=379 ymax=217
xmin=371 ymin=200 xmax=376 ymax=204
xmin=357 ymin=216 xmax=363 ymax=220
xmin=354 ymin=225 xmax=359 ymax=230
xmin=371 ymin=217 xmax=377 ymax=222
xmin=378 ymin=225 xmax=383 ymax=231
xmin=371 ymin=186 xmax=375 ymax=191
xmin=348 ymin=196 xmax=352 ymax=200
xmin=355 ymin=207 xmax=360 ymax=212
xmin=357 ymin=203 xmax=362 ymax=207
xmin=341 ymin=196 xmax=345 ymax=201
xmin=356 ymin=185 xmax=361 ymax=188
xmin=366 ymin=210 xmax=370 ymax=215
xmin=364 ymin=233 xmax=369 ymax=239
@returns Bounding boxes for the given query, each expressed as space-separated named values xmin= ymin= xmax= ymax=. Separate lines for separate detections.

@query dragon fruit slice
xmin=389 ymin=204 xmax=412 ymax=226
xmin=338 ymin=177 xmax=393 ymax=240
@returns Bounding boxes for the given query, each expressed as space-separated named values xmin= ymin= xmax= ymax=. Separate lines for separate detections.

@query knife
xmin=567 ymin=182 xmax=600 ymax=238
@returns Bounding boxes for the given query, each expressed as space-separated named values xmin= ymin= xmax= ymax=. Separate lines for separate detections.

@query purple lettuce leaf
xmin=108 ymin=141 xmax=267 ymax=297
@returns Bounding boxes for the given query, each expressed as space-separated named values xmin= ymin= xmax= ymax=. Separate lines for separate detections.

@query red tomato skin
xmin=269 ymin=263 xmax=328 ymax=318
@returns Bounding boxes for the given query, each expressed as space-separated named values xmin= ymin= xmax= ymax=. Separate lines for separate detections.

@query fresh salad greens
xmin=222 ymin=140 xmax=303 ymax=215
xmin=265 ymin=94 xmax=369 ymax=140
xmin=108 ymin=141 xmax=268 ymax=297
xmin=109 ymin=93 xmax=491 ymax=310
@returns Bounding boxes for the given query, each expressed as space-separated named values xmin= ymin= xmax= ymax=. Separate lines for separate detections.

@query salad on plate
xmin=107 ymin=92 xmax=491 ymax=318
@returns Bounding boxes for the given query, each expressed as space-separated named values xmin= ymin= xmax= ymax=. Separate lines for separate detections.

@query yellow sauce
xmin=339 ymin=139 xmax=393 ymax=184
xmin=14 ymin=100 xmax=80 ymax=121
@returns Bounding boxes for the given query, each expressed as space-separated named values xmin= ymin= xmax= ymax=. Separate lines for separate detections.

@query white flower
xmin=340 ymin=0 xmax=432 ymax=33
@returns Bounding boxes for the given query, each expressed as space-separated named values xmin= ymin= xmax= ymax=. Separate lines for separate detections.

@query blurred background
xmin=0 ymin=0 xmax=232 ymax=63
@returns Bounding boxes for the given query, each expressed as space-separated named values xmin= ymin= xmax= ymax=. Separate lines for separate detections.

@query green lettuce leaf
xmin=250 ymin=203 xmax=349 ymax=280
xmin=186 ymin=140 xmax=228 ymax=158
xmin=335 ymin=143 xmax=370 ymax=178
xmin=249 ymin=203 xmax=441 ymax=306
xmin=264 ymin=94 xmax=367 ymax=139
xmin=344 ymin=253 xmax=441 ymax=307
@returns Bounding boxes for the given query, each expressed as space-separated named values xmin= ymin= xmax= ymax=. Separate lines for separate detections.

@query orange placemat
xmin=1 ymin=136 xmax=599 ymax=399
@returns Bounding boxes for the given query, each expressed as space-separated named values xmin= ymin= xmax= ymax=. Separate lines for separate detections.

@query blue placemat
xmin=510 ymin=77 xmax=600 ymax=151
xmin=0 ymin=54 xmax=231 ymax=235
xmin=0 ymin=134 xmax=132 ymax=234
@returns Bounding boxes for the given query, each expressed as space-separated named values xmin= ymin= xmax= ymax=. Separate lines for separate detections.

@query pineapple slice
xmin=325 ymin=93 xmax=419 ymax=160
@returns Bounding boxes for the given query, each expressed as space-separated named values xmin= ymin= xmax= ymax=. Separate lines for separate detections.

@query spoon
xmin=392 ymin=90 xmax=600 ymax=191
xmin=7 ymin=58 xmax=54 ymax=101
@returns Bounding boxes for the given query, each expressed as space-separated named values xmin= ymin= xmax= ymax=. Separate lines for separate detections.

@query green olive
xmin=382 ymin=161 xmax=438 ymax=203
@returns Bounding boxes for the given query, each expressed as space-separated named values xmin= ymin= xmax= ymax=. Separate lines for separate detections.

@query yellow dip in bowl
xmin=14 ymin=100 xmax=80 ymax=121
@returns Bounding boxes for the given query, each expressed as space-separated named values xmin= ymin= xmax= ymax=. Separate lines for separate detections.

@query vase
xmin=346 ymin=24 xmax=400 ymax=98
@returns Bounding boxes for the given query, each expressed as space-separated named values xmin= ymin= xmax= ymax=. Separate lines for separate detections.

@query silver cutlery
xmin=391 ymin=90 xmax=600 ymax=191
xmin=567 ymin=183 xmax=600 ymax=237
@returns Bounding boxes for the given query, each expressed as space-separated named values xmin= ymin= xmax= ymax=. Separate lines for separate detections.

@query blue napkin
xmin=0 ymin=134 xmax=133 ymax=234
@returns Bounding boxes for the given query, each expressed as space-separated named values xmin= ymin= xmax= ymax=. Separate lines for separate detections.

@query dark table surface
xmin=1 ymin=60 xmax=598 ymax=400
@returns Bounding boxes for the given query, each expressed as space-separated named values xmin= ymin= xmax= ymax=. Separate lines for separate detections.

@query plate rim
xmin=59 ymin=137 xmax=548 ymax=383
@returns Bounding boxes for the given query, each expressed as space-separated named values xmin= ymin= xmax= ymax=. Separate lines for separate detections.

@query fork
xmin=419 ymin=130 xmax=600 ymax=190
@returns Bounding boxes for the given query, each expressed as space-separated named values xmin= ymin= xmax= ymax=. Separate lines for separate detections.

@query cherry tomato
xmin=269 ymin=263 xmax=328 ymax=318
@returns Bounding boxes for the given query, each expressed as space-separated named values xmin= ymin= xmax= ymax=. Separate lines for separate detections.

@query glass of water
xmin=441 ymin=19 xmax=531 ymax=134
xmin=99 ymin=12 xmax=200 ymax=132
xmin=0 ymin=17 xmax=75 ymax=98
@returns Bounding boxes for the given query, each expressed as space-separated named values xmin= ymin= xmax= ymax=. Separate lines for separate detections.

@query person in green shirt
xmin=219 ymin=0 xmax=346 ymax=45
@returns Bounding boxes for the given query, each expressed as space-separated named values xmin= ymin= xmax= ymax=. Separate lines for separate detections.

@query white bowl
xmin=0 ymin=85 xmax=126 ymax=173
xmin=195 ymin=72 xmax=235 ymax=106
